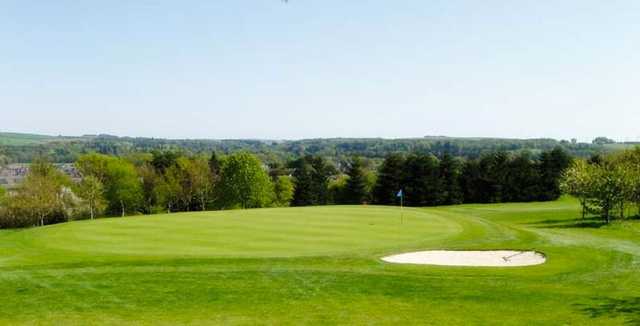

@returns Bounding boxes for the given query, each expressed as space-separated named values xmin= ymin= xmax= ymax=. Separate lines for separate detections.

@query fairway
xmin=1 ymin=199 xmax=639 ymax=325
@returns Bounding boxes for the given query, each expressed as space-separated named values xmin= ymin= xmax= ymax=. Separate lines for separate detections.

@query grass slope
xmin=1 ymin=200 xmax=639 ymax=325
xmin=0 ymin=132 xmax=60 ymax=145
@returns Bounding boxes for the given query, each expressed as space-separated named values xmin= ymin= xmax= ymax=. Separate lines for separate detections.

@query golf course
xmin=1 ymin=197 xmax=638 ymax=325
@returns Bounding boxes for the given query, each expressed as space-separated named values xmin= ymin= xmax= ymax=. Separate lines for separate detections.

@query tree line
xmin=0 ymin=151 xmax=294 ymax=228
xmin=0 ymin=148 xmax=573 ymax=228
xmin=562 ymin=148 xmax=640 ymax=223
xmin=0 ymin=133 xmax=614 ymax=165
xmin=367 ymin=148 xmax=571 ymax=206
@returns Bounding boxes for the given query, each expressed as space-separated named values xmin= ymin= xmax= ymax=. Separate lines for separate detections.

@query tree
xmin=592 ymin=137 xmax=615 ymax=145
xmin=561 ymin=160 xmax=592 ymax=218
xmin=373 ymin=154 xmax=405 ymax=205
xmin=587 ymin=162 xmax=631 ymax=223
xmin=484 ymin=151 xmax=510 ymax=203
xmin=328 ymin=175 xmax=348 ymax=204
xmin=438 ymin=153 xmax=463 ymax=205
xmin=151 ymin=150 xmax=180 ymax=174
xmin=137 ymin=163 xmax=164 ymax=214
xmin=343 ymin=157 xmax=369 ymax=204
xmin=209 ymin=151 xmax=222 ymax=178
xmin=402 ymin=154 xmax=441 ymax=206
xmin=158 ymin=170 xmax=181 ymax=213
xmin=504 ymin=151 xmax=540 ymax=202
xmin=76 ymin=153 xmax=113 ymax=183
xmin=190 ymin=156 xmax=214 ymax=211
xmin=217 ymin=152 xmax=275 ymax=209
xmin=78 ymin=154 xmax=142 ymax=217
xmin=11 ymin=159 xmax=72 ymax=226
xmin=291 ymin=156 xmax=335 ymax=206
xmin=273 ymin=176 xmax=295 ymax=207
xmin=105 ymin=159 xmax=143 ymax=217
xmin=461 ymin=159 xmax=486 ymax=203
xmin=75 ymin=176 xmax=106 ymax=220
xmin=0 ymin=187 xmax=6 ymax=206
xmin=562 ymin=155 xmax=635 ymax=223
xmin=538 ymin=148 xmax=572 ymax=201
xmin=164 ymin=159 xmax=192 ymax=211
xmin=605 ymin=148 xmax=640 ymax=218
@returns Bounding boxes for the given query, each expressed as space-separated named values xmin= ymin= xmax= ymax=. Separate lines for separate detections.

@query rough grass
xmin=1 ymin=199 xmax=639 ymax=325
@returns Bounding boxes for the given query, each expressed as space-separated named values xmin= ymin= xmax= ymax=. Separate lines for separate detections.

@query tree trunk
xmin=90 ymin=203 xmax=95 ymax=220
xmin=121 ymin=200 xmax=125 ymax=217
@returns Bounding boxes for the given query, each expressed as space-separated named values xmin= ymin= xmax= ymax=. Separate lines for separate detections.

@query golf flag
xmin=397 ymin=189 xmax=404 ymax=224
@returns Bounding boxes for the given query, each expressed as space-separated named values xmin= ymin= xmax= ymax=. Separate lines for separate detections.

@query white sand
xmin=381 ymin=250 xmax=546 ymax=267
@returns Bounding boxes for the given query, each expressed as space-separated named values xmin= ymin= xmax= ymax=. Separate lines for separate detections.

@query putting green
xmin=1 ymin=206 xmax=460 ymax=266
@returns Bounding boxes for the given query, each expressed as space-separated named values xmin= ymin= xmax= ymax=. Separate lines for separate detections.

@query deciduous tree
xmin=217 ymin=152 xmax=275 ymax=209
xmin=273 ymin=176 xmax=295 ymax=207
xmin=75 ymin=176 xmax=105 ymax=220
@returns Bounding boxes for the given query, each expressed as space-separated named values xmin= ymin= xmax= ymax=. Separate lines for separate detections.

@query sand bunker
xmin=382 ymin=250 xmax=546 ymax=267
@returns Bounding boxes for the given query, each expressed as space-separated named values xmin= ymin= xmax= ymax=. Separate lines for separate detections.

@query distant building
xmin=0 ymin=163 xmax=81 ymax=189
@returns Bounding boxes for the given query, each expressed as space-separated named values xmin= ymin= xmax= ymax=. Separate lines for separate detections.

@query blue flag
xmin=396 ymin=190 xmax=403 ymax=197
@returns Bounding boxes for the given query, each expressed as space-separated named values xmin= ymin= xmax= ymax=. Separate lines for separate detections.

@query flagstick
xmin=400 ymin=193 xmax=404 ymax=225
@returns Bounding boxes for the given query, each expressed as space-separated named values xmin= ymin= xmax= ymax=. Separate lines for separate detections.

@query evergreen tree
xmin=291 ymin=159 xmax=315 ymax=206
xmin=402 ymin=154 xmax=441 ymax=206
xmin=291 ymin=156 xmax=335 ymax=206
xmin=343 ymin=157 xmax=369 ymax=204
xmin=504 ymin=151 xmax=540 ymax=202
xmin=439 ymin=153 xmax=463 ymax=205
xmin=373 ymin=154 xmax=405 ymax=205
xmin=484 ymin=151 xmax=510 ymax=203
xmin=461 ymin=159 xmax=486 ymax=203
xmin=538 ymin=147 xmax=572 ymax=201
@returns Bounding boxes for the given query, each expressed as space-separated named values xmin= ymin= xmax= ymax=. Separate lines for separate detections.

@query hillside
xmin=0 ymin=132 xmax=62 ymax=146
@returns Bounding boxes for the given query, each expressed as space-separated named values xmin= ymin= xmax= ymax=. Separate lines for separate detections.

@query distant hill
xmin=0 ymin=132 xmax=85 ymax=146
xmin=0 ymin=132 xmax=630 ymax=164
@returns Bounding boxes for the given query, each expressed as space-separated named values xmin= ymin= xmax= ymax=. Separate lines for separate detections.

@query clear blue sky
xmin=2 ymin=1 xmax=640 ymax=141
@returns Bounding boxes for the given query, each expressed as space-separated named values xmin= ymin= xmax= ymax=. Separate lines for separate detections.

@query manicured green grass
xmin=1 ymin=199 xmax=639 ymax=325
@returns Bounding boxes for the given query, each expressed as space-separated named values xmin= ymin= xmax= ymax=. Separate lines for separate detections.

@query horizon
xmin=3 ymin=1 xmax=640 ymax=141
xmin=0 ymin=130 xmax=631 ymax=144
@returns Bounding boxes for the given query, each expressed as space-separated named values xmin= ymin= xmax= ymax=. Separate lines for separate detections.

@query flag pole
xmin=400 ymin=190 xmax=404 ymax=225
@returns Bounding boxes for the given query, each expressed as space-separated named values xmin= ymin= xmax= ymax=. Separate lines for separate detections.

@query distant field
xmin=1 ymin=200 xmax=639 ymax=324
xmin=0 ymin=132 xmax=77 ymax=146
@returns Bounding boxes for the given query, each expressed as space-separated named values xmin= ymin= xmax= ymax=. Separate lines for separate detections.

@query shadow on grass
xmin=526 ymin=216 xmax=607 ymax=229
xmin=577 ymin=297 xmax=640 ymax=325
